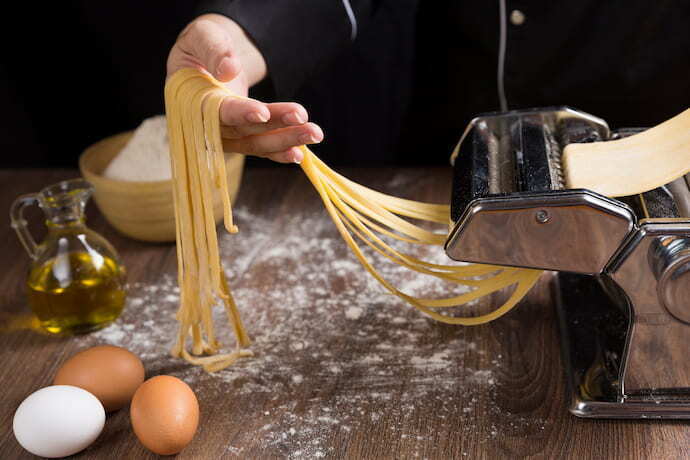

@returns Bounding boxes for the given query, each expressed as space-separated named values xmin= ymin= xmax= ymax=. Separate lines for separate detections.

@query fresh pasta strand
xmin=299 ymin=147 xmax=544 ymax=323
xmin=165 ymin=69 xmax=251 ymax=372
xmin=164 ymin=69 xmax=545 ymax=371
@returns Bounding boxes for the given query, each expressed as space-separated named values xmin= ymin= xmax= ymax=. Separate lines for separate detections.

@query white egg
xmin=13 ymin=385 xmax=105 ymax=458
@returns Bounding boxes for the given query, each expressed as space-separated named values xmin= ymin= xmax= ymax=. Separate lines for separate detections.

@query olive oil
xmin=12 ymin=179 xmax=127 ymax=335
xmin=27 ymin=252 xmax=126 ymax=334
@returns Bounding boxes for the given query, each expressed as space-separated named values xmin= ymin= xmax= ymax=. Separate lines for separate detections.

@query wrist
xmin=197 ymin=13 xmax=267 ymax=87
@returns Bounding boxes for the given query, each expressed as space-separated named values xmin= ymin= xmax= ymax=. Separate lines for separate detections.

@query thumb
xmin=174 ymin=17 xmax=241 ymax=82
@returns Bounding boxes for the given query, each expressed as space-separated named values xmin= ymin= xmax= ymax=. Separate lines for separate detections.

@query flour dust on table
xmin=77 ymin=202 xmax=548 ymax=458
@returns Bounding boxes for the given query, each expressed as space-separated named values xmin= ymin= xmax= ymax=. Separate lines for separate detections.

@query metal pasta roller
xmin=445 ymin=107 xmax=690 ymax=419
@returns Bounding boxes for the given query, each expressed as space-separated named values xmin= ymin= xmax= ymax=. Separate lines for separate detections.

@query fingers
xmin=265 ymin=147 xmax=305 ymax=164
xmin=176 ymin=19 xmax=240 ymax=82
xmin=219 ymin=96 xmax=271 ymax=126
xmin=170 ymin=17 xmax=321 ymax=164
xmin=221 ymin=102 xmax=310 ymax=137
xmin=223 ymin=124 xmax=323 ymax=156
xmin=265 ymin=103 xmax=309 ymax=126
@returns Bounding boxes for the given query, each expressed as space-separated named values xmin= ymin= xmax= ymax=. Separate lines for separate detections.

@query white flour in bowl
xmin=103 ymin=115 xmax=172 ymax=182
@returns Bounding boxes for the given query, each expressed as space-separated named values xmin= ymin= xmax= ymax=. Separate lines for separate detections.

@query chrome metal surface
xmin=666 ymin=177 xmax=690 ymax=217
xmin=570 ymin=400 xmax=690 ymax=419
xmin=445 ymin=190 xmax=635 ymax=274
xmin=450 ymin=106 xmax=610 ymax=166
xmin=535 ymin=210 xmax=550 ymax=223
xmin=449 ymin=107 xmax=610 ymax=222
xmin=556 ymin=270 xmax=690 ymax=419
xmin=608 ymin=221 xmax=690 ymax=397
xmin=447 ymin=107 xmax=690 ymax=418
xmin=654 ymin=237 xmax=690 ymax=324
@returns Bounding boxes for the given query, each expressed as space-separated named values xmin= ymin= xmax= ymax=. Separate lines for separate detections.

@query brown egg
xmin=54 ymin=345 xmax=145 ymax=412
xmin=130 ymin=375 xmax=199 ymax=455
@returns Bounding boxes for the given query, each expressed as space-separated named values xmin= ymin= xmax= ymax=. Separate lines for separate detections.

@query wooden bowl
xmin=79 ymin=131 xmax=244 ymax=243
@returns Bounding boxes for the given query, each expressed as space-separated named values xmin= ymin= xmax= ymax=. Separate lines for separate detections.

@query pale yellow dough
xmin=564 ymin=109 xmax=690 ymax=197
xmin=165 ymin=69 xmax=251 ymax=372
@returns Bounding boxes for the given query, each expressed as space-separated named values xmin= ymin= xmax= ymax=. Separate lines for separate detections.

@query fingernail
xmin=216 ymin=57 xmax=231 ymax=77
xmin=292 ymin=149 xmax=304 ymax=164
xmin=283 ymin=112 xmax=305 ymax=125
xmin=247 ymin=112 xmax=268 ymax=123
xmin=298 ymin=133 xmax=315 ymax=144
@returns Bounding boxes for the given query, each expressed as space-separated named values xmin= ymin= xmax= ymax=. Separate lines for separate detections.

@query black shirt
xmin=2 ymin=1 xmax=688 ymax=167
xmin=199 ymin=0 xmax=690 ymax=165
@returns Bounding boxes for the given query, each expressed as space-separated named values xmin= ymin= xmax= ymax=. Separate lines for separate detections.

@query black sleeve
xmin=196 ymin=1 xmax=377 ymax=98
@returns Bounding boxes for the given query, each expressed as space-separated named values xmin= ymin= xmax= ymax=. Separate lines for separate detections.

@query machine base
xmin=554 ymin=273 xmax=690 ymax=419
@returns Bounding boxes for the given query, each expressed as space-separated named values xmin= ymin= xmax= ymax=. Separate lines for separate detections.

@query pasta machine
xmin=445 ymin=107 xmax=690 ymax=419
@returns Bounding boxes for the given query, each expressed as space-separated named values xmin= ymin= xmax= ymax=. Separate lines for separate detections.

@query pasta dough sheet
xmin=564 ymin=109 xmax=690 ymax=197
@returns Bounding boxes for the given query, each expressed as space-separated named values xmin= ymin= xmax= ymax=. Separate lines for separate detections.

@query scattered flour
xmin=75 ymin=181 xmax=548 ymax=458
xmin=103 ymin=115 xmax=172 ymax=182
xmin=345 ymin=306 xmax=363 ymax=320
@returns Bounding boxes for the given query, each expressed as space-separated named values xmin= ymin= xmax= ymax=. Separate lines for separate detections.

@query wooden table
xmin=0 ymin=167 xmax=688 ymax=459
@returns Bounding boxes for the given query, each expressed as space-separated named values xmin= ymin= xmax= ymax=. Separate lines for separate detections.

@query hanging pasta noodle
xmin=165 ymin=68 xmax=543 ymax=371
xmin=299 ymin=151 xmax=544 ymax=325
xmin=165 ymin=69 xmax=252 ymax=372
xmin=166 ymin=70 xmax=689 ymax=371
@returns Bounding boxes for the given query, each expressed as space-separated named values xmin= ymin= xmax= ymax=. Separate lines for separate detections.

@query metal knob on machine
xmin=651 ymin=236 xmax=690 ymax=324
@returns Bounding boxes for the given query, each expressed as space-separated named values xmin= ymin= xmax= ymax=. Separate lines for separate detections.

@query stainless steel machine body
xmin=445 ymin=107 xmax=690 ymax=418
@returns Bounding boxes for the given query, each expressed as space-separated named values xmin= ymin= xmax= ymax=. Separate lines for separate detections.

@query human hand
xmin=167 ymin=14 xmax=322 ymax=163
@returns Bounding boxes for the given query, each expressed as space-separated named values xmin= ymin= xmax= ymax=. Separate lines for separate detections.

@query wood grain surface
xmin=0 ymin=167 xmax=688 ymax=459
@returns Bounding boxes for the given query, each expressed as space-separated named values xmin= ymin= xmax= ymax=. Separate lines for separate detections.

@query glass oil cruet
xmin=10 ymin=179 xmax=127 ymax=335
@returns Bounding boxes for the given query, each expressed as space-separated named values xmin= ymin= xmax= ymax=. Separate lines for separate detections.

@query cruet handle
xmin=10 ymin=193 xmax=41 ymax=260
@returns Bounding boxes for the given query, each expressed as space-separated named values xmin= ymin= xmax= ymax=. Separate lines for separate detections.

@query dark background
xmin=1 ymin=3 xmax=199 ymax=168
xmin=0 ymin=1 xmax=418 ymax=169
xmin=1 ymin=1 xmax=688 ymax=169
